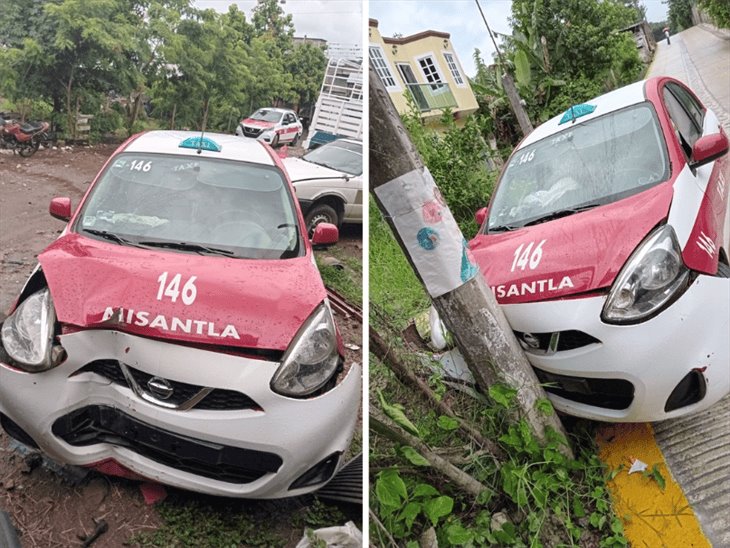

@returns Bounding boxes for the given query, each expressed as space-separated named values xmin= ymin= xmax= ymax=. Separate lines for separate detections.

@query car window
xmin=662 ymin=87 xmax=702 ymax=157
xmin=666 ymin=82 xmax=704 ymax=130
xmin=75 ymin=153 xmax=303 ymax=260
xmin=487 ymin=103 xmax=669 ymax=232
xmin=251 ymin=110 xmax=283 ymax=123
xmin=302 ymin=142 xmax=362 ymax=175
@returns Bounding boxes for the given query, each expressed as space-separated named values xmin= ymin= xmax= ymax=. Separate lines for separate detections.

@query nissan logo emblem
xmin=147 ymin=377 xmax=174 ymax=400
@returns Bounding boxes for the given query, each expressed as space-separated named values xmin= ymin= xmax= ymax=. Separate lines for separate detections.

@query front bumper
xmin=502 ymin=274 xmax=730 ymax=422
xmin=0 ymin=330 xmax=361 ymax=498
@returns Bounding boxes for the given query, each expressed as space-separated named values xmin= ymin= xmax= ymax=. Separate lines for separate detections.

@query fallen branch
xmin=371 ymin=407 xmax=491 ymax=498
xmin=370 ymin=327 xmax=506 ymax=462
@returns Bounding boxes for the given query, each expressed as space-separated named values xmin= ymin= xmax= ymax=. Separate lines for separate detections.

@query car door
xmin=281 ymin=114 xmax=299 ymax=143
xmin=661 ymin=80 xmax=729 ymax=273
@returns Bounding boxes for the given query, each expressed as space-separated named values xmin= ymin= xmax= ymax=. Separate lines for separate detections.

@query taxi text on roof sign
xmin=179 ymin=136 xmax=222 ymax=152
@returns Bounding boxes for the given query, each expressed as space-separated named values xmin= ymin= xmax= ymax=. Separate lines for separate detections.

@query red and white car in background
xmin=236 ymin=107 xmax=303 ymax=147
xmin=470 ymin=76 xmax=729 ymax=422
xmin=0 ymin=131 xmax=360 ymax=498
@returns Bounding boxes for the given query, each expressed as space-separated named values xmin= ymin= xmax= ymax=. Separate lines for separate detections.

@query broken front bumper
xmin=502 ymin=274 xmax=730 ymax=422
xmin=0 ymin=329 xmax=361 ymax=498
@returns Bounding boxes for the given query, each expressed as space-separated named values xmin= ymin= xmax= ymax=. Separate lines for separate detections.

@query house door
xmin=397 ymin=63 xmax=427 ymax=110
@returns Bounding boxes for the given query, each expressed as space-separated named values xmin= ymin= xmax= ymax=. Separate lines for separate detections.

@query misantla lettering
xmin=101 ymin=307 xmax=240 ymax=340
xmin=493 ymin=276 xmax=574 ymax=299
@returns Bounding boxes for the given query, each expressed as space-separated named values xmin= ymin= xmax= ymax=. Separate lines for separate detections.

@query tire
xmin=271 ymin=133 xmax=280 ymax=147
xmin=305 ymin=203 xmax=339 ymax=238
xmin=290 ymin=132 xmax=300 ymax=147
xmin=718 ymin=262 xmax=730 ymax=278
xmin=18 ymin=140 xmax=39 ymax=157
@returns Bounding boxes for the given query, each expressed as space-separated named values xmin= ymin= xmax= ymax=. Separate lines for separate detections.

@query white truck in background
xmin=303 ymin=54 xmax=363 ymax=150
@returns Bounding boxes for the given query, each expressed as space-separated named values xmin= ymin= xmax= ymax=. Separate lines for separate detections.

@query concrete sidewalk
xmin=597 ymin=24 xmax=730 ymax=548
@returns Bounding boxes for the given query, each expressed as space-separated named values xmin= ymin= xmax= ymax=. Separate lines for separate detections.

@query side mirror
xmin=311 ymin=222 xmax=339 ymax=247
xmin=690 ymin=132 xmax=729 ymax=169
xmin=49 ymin=197 xmax=72 ymax=221
xmin=475 ymin=206 xmax=488 ymax=227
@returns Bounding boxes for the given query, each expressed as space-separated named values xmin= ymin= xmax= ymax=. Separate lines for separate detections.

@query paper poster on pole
xmin=375 ymin=167 xmax=478 ymax=298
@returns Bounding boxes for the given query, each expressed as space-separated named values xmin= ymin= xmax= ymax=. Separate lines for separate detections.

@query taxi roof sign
xmin=179 ymin=136 xmax=222 ymax=152
xmin=559 ymin=103 xmax=597 ymax=125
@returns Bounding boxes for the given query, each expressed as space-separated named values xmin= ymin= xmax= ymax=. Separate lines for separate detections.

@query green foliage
xmin=698 ymin=0 xmax=730 ymax=28
xmin=133 ymin=497 xmax=285 ymax=547
xmin=378 ymin=390 xmax=420 ymax=436
xmin=0 ymin=0 xmax=328 ymax=139
xmin=472 ymin=0 xmax=645 ymax=149
xmin=401 ymin=100 xmax=496 ymax=236
xmin=374 ymin=470 xmax=454 ymax=539
xmin=371 ymin=367 xmax=629 ymax=546
xmin=667 ymin=0 xmax=694 ymax=32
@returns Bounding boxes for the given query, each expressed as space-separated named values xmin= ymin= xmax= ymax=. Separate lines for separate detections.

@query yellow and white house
xmin=368 ymin=19 xmax=479 ymax=127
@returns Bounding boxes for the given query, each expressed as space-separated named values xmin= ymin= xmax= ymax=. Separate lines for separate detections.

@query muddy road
xmin=0 ymin=145 xmax=363 ymax=546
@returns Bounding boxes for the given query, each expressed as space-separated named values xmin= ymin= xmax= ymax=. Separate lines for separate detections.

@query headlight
xmin=270 ymin=302 xmax=341 ymax=397
xmin=1 ymin=289 xmax=63 ymax=371
xmin=602 ymin=225 xmax=691 ymax=324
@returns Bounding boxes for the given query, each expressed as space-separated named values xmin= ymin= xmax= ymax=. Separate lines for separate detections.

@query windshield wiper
xmin=488 ymin=225 xmax=519 ymax=233
xmin=137 ymin=240 xmax=234 ymax=256
xmin=522 ymin=203 xmax=602 ymax=227
xmin=83 ymin=229 xmax=145 ymax=248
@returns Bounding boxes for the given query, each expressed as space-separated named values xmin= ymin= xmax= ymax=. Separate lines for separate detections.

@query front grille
xmin=79 ymin=360 xmax=260 ymax=411
xmin=534 ymin=367 xmax=634 ymax=410
xmin=514 ymin=330 xmax=600 ymax=353
xmin=52 ymin=406 xmax=282 ymax=484
xmin=243 ymin=126 xmax=262 ymax=137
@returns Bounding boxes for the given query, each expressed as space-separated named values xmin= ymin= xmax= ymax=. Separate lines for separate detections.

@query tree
xmin=667 ymin=0 xmax=694 ymax=31
xmin=698 ymin=0 xmax=730 ymax=28
xmin=285 ymin=43 xmax=327 ymax=110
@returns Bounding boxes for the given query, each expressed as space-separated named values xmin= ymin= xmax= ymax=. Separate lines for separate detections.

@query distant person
xmin=664 ymin=27 xmax=671 ymax=45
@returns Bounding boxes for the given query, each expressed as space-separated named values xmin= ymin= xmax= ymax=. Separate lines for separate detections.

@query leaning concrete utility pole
xmin=369 ymin=65 xmax=570 ymax=450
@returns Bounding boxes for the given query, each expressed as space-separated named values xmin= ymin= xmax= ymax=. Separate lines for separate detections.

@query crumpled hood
xmin=242 ymin=118 xmax=276 ymax=129
xmin=469 ymin=183 xmax=674 ymax=304
xmin=282 ymin=157 xmax=349 ymax=183
xmin=38 ymin=233 xmax=325 ymax=351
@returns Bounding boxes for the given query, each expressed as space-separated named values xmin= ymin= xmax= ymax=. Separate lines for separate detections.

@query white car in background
xmin=283 ymin=139 xmax=363 ymax=236
xmin=236 ymin=108 xmax=303 ymax=147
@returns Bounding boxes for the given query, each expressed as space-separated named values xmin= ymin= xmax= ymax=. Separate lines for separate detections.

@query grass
xmin=315 ymin=237 xmax=363 ymax=307
xmin=133 ymin=494 xmax=352 ymax=547
xmin=369 ymin=198 xmax=430 ymax=329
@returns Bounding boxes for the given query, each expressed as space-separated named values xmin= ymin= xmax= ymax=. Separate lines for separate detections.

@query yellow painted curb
xmin=596 ymin=423 xmax=711 ymax=548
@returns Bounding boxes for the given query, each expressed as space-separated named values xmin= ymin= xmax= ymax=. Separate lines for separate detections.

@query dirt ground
xmin=0 ymin=143 xmax=363 ymax=546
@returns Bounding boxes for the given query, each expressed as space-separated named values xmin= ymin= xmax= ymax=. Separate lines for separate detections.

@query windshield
xmin=487 ymin=103 xmax=669 ymax=231
xmin=302 ymin=141 xmax=362 ymax=175
xmin=250 ymin=109 xmax=283 ymax=123
xmin=75 ymin=152 xmax=303 ymax=259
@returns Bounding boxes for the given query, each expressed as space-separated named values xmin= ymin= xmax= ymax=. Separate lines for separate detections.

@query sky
xmin=194 ymin=0 xmax=363 ymax=47
xmin=370 ymin=0 xmax=669 ymax=77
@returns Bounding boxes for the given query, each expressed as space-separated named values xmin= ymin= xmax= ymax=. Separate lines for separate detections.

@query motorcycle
xmin=0 ymin=117 xmax=51 ymax=157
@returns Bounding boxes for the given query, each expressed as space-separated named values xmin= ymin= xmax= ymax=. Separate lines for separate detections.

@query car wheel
xmin=291 ymin=132 xmax=300 ymax=146
xmin=718 ymin=262 xmax=730 ymax=278
xmin=305 ymin=203 xmax=338 ymax=238
xmin=271 ymin=133 xmax=280 ymax=147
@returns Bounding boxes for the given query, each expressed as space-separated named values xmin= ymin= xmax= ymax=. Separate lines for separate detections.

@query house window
xmin=443 ymin=52 xmax=465 ymax=86
xmin=369 ymin=45 xmax=398 ymax=91
xmin=418 ymin=55 xmax=444 ymax=86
